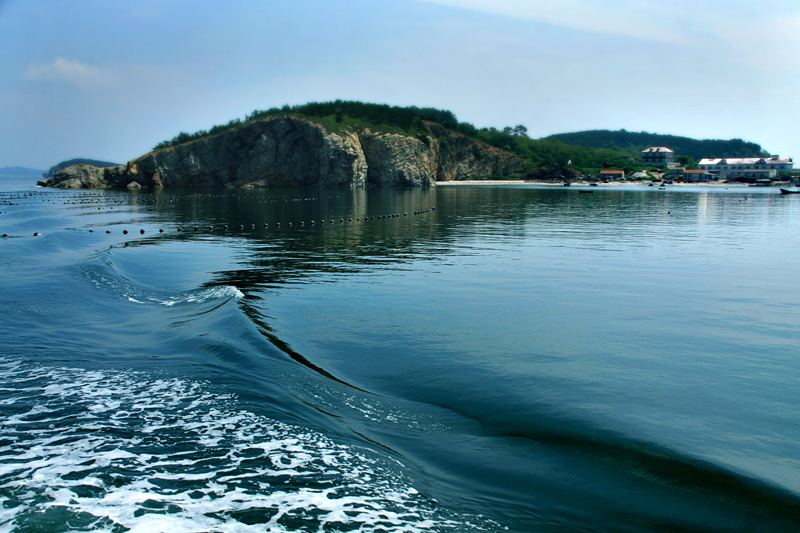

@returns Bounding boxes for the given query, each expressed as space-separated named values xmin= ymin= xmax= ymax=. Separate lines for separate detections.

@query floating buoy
xmin=159 ymin=229 xmax=164 ymax=233
xmin=140 ymin=229 xmax=145 ymax=235
xmin=123 ymin=230 xmax=128 ymax=235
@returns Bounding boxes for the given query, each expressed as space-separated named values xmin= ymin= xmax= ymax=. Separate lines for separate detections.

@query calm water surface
xmin=1 ymin=177 xmax=800 ymax=531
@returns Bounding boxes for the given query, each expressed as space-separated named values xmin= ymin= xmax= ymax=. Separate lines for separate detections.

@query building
xmin=683 ymin=169 xmax=717 ymax=182
xmin=600 ymin=170 xmax=625 ymax=180
xmin=698 ymin=156 xmax=793 ymax=180
xmin=641 ymin=147 xmax=674 ymax=166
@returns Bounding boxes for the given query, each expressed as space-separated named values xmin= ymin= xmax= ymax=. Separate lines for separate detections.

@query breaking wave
xmin=81 ymin=261 xmax=244 ymax=307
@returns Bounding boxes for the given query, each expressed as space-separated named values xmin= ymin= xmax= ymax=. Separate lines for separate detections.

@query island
xmin=38 ymin=101 xmax=787 ymax=189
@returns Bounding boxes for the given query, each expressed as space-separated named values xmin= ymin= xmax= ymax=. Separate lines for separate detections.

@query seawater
xmin=2 ymin=178 xmax=800 ymax=532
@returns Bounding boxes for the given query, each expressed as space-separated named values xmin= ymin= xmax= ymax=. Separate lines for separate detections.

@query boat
xmin=578 ymin=190 xmax=594 ymax=194
xmin=779 ymin=188 xmax=800 ymax=195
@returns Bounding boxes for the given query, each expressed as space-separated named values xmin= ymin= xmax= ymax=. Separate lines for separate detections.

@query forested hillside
xmin=544 ymin=130 xmax=769 ymax=163
xmin=151 ymin=100 xmax=637 ymax=177
xmin=147 ymin=101 xmax=773 ymax=179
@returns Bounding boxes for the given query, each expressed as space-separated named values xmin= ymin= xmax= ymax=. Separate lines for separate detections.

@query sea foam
xmin=0 ymin=358 xmax=495 ymax=532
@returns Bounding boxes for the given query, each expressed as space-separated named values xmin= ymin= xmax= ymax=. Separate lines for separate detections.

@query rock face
xmin=39 ymin=115 xmax=524 ymax=189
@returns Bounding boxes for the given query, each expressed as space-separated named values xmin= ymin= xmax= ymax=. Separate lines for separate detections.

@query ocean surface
xmin=2 ymin=176 xmax=800 ymax=532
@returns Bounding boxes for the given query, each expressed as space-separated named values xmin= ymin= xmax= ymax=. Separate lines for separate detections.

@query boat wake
xmin=0 ymin=358 xmax=498 ymax=532
xmin=81 ymin=260 xmax=244 ymax=308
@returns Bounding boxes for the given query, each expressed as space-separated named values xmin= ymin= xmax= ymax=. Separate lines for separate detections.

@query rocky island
xmin=39 ymin=113 xmax=524 ymax=189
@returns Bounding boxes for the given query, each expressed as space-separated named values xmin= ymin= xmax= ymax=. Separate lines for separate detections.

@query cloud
xmin=413 ymin=0 xmax=800 ymax=55
xmin=21 ymin=57 xmax=115 ymax=89
xmin=413 ymin=0 xmax=695 ymax=45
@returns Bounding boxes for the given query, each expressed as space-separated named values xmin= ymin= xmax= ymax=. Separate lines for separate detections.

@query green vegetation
xmin=545 ymin=129 xmax=769 ymax=162
xmin=150 ymin=101 xmax=771 ymax=180
xmin=44 ymin=158 xmax=120 ymax=178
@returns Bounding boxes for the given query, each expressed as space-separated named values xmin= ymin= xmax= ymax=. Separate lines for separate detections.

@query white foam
xmin=125 ymin=285 xmax=245 ymax=307
xmin=83 ymin=264 xmax=243 ymax=307
xmin=0 ymin=358 xmax=496 ymax=532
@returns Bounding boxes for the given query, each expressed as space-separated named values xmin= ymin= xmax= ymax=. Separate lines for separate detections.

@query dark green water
xmin=2 ymin=179 xmax=800 ymax=531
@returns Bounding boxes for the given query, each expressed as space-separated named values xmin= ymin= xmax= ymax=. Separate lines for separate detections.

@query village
xmin=597 ymin=146 xmax=796 ymax=185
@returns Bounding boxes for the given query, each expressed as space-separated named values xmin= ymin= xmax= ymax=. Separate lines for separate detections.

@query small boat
xmin=578 ymin=189 xmax=594 ymax=194
xmin=779 ymin=188 xmax=800 ymax=195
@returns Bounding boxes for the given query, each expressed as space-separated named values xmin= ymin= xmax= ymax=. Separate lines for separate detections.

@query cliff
xmin=39 ymin=115 xmax=524 ymax=189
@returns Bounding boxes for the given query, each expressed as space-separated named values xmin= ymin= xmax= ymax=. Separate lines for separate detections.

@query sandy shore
xmin=435 ymin=180 xmax=760 ymax=187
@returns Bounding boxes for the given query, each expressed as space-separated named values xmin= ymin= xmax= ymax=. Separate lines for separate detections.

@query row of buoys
xmin=1 ymin=202 xmax=437 ymax=238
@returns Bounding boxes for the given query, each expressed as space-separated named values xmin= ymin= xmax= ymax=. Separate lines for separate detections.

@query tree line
xmin=544 ymin=129 xmax=768 ymax=161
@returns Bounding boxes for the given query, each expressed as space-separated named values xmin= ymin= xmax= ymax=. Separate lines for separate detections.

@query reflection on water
xmin=3 ymin=183 xmax=800 ymax=531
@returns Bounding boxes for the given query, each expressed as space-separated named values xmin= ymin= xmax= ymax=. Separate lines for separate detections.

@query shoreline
xmin=435 ymin=180 xmax=763 ymax=187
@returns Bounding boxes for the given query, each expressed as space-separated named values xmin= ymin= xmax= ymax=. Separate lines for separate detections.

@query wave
xmin=0 ymin=358 xmax=499 ymax=532
xmin=125 ymin=284 xmax=244 ymax=307
xmin=476 ymin=418 xmax=800 ymax=530
xmin=81 ymin=260 xmax=244 ymax=308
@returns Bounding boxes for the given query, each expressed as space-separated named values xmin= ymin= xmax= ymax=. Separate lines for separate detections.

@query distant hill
xmin=543 ymin=130 xmax=770 ymax=163
xmin=43 ymin=158 xmax=120 ymax=178
xmin=0 ymin=166 xmax=45 ymax=177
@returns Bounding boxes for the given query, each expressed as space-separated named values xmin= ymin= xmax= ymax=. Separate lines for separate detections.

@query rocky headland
xmin=39 ymin=115 xmax=524 ymax=189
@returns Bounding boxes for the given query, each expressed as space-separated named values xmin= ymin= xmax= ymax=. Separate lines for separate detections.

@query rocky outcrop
xmin=39 ymin=115 xmax=524 ymax=189
xmin=38 ymin=164 xmax=118 ymax=189
xmin=427 ymin=123 xmax=525 ymax=182
xmin=358 ymin=131 xmax=438 ymax=187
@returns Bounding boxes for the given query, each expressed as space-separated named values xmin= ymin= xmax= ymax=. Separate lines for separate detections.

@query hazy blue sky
xmin=2 ymin=0 xmax=799 ymax=169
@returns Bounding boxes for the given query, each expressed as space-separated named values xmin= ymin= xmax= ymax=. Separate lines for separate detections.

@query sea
xmin=1 ymin=175 xmax=800 ymax=532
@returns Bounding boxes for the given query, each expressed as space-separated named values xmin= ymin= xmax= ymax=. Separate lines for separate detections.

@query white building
xmin=683 ymin=169 xmax=717 ymax=182
xmin=698 ymin=156 xmax=793 ymax=180
xmin=641 ymin=147 xmax=674 ymax=166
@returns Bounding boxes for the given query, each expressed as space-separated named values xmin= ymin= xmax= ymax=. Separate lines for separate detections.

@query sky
xmin=2 ymin=0 xmax=799 ymax=170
